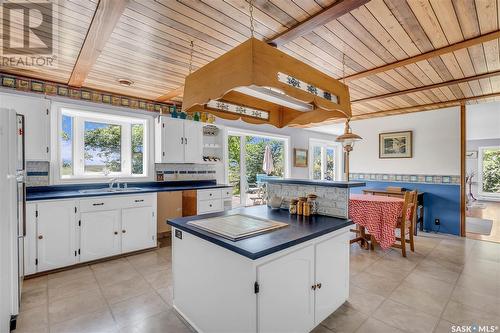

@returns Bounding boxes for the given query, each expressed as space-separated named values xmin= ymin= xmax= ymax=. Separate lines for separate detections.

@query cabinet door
xmin=121 ymin=206 xmax=156 ymax=253
xmin=37 ymin=201 xmax=77 ymax=272
xmin=257 ymin=245 xmax=315 ymax=333
xmin=162 ymin=118 xmax=185 ymax=163
xmin=183 ymin=121 xmax=203 ymax=163
xmin=314 ymin=232 xmax=349 ymax=324
xmin=24 ymin=203 xmax=37 ymax=275
xmin=0 ymin=93 xmax=50 ymax=161
xmin=157 ymin=191 xmax=182 ymax=233
xmin=80 ymin=210 xmax=121 ymax=262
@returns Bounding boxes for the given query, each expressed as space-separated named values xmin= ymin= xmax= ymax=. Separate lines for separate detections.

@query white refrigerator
xmin=0 ymin=108 xmax=26 ymax=332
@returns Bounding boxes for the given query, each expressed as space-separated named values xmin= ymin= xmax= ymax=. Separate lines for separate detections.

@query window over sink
xmin=57 ymin=106 xmax=149 ymax=181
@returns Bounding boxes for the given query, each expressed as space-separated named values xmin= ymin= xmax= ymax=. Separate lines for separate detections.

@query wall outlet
xmin=434 ymin=219 xmax=440 ymax=225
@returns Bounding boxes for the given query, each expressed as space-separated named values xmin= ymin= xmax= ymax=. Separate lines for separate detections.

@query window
xmin=58 ymin=107 xmax=148 ymax=179
xmin=478 ymin=146 xmax=500 ymax=198
xmin=309 ymin=139 xmax=341 ymax=181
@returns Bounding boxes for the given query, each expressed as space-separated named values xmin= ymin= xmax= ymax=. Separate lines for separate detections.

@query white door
xmin=314 ymin=233 xmax=349 ymax=324
xmin=0 ymin=93 xmax=50 ymax=161
xmin=80 ymin=210 xmax=121 ymax=262
xmin=24 ymin=203 xmax=37 ymax=275
xmin=162 ymin=118 xmax=185 ymax=163
xmin=184 ymin=121 xmax=203 ymax=163
xmin=37 ymin=201 xmax=77 ymax=272
xmin=121 ymin=207 xmax=156 ymax=252
xmin=257 ymin=245 xmax=315 ymax=333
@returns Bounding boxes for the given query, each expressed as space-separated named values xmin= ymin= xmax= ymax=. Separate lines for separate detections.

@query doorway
xmin=227 ymin=129 xmax=290 ymax=207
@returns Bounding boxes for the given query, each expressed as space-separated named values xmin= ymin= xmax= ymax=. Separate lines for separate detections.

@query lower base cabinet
xmin=25 ymin=193 xmax=157 ymax=274
xmin=80 ymin=210 xmax=121 ymax=262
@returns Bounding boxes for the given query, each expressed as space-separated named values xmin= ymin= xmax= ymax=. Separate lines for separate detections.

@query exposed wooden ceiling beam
xmin=352 ymin=70 xmax=500 ymax=103
xmin=156 ymin=86 xmax=184 ymax=102
xmin=68 ymin=0 xmax=129 ymax=87
xmin=350 ymin=91 xmax=500 ymax=121
xmin=344 ymin=30 xmax=500 ymax=82
xmin=266 ymin=0 xmax=370 ymax=46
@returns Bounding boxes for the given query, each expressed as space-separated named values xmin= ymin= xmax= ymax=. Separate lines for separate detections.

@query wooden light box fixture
xmin=182 ymin=38 xmax=352 ymax=128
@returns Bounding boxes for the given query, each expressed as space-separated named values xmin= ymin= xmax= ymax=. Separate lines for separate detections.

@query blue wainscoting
xmin=350 ymin=181 xmax=461 ymax=236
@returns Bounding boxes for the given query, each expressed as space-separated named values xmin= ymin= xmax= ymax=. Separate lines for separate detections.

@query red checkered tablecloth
xmin=349 ymin=194 xmax=404 ymax=249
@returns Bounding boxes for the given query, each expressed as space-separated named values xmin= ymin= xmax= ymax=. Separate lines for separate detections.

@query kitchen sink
xmin=78 ymin=187 xmax=144 ymax=194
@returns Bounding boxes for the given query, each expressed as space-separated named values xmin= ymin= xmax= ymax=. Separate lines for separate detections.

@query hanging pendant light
xmin=181 ymin=0 xmax=352 ymax=128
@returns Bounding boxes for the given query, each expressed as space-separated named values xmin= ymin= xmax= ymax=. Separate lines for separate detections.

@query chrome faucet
xmin=108 ymin=178 xmax=118 ymax=190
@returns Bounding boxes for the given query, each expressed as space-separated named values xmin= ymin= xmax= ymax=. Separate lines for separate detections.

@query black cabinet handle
xmin=311 ymin=285 xmax=316 ymax=290
xmin=209 ymin=204 xmax=212 ymax=207
xmin=134 ymin=199 xmax=144 ymax=202
xmin=114 ymin=231 xmax=118 ymax=235
xmin=122 ymin=230 xmax=126 ymax=233
xmin=93 ymin=203 xmax=104 ymax=206
xmin=317 ymin=283 xmax=322 ymax=289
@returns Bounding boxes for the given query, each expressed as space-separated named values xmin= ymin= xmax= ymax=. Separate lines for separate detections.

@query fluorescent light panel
xmin=233 ymin=85 xmax=314 ymax=112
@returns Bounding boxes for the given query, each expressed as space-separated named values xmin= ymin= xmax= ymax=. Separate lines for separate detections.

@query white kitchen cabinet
xmin=36 ymin=200 xmax=78 ymax=272
xmin=121 ymin=206 xmax=156 ymax=252
xmin=196 ymin=188 xmax=232 ymax=215
xmin=80 ymin=210 xmax=121 ymax=262
xmin=0 ymin=93 xmax=50 ymax=161
xmin=155 ymin=117 xmax=203 ymax=163
xmin=257 ymin=245 xmax=315 ymax=333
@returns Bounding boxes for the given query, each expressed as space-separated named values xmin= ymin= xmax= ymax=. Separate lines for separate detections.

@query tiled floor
xmin=467 ymin=201 xmax=500 ymax=244
xmin=17 ymin=233 xmax=500 ymax=333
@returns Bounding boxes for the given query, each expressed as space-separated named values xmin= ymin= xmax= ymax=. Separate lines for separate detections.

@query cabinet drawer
xmin=80 ymin=194 xmax=155 ymax=212
xmin=198 ymin=189 xmax=222 ymax=201
xmin=222 ymin=187 xmax=232 ymax=199
xmin=198 ymin=199 xmax=222 ymax=214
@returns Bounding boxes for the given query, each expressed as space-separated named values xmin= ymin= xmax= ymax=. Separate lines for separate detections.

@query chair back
xmin=401 ymin=190 xmax=417 ymax=225
xmin=386 ymin=186 xmax=403 ymax=193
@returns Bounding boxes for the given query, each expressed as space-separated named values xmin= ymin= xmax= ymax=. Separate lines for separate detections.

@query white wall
xmin=467 ymin=101 xmax=500 ymax=140
xmin=347 ymin=107 xmax=461 ymax=175
xmin=215 ymin=118 xmax=338 ymax=179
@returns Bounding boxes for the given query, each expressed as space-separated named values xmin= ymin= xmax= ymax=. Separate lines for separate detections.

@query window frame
xmin=52 ymin=102 xmax=153 ymax=183
xmin=308 ymin=139 xmax=342 ymax=181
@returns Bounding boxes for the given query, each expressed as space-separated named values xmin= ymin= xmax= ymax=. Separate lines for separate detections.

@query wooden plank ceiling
xmin=2 ymin=0 xmax=500 ymax=119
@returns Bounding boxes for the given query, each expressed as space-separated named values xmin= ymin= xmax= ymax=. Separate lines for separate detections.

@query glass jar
xmin=303 ymin=201 xmax=311 ymax=217
xmin=307 ymin=194 xmax=318 ymax=215
xmin=297 ymin=197 xmax=307 ymax=215
xmin=289 ymin=199 xmax=298 ymax=215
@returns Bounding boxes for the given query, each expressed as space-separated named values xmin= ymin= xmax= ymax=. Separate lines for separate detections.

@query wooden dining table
xmin=349 ymin=194 xmax=404 ymax=250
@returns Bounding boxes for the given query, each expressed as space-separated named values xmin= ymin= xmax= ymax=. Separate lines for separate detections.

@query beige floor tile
xmin=16 ymin=304 xmax=48 ymax=332
xmin=389 ymin=281 xmax=450 ymax=316
xmin=91 ymin=258 xmax=130 ymax=273
xmin=22 ymin=276 xmax=48 ymax=292
xmin=455 ymin=272 xmax=500 ymax=298
xmin=21 ymin=285 xmax=47 ymax=310
xmin=119 ymin=309 xmax=193 ymax=333
xmin=349 ymin=253 xmax=380 ymax=275
xmin=462 ymin=258 xmax=500 ymax=280
xmin=402 ymin=271 xmax=455 ymax=298
xmin=93 ymin=261 xmax=141 ymax=287
xmin=321 ymin=303 xmax=368 ymax=333
xmin=48 ymin=273 xmax=100 ymax=301
xmin=411 ymin=260 xmax=461 ymax=284
xmin=50 ymin=309 xmax=118 ymax=333
xmin=355 ymin=317 xmax=405 ymax=333
xmin=13 ymin=325 xmax=49 ymax=333
xmin=311 ymin=324 xmax=333 ymax=333
xmin=347 ymin=285 xmax=385 ymax=315
xmin=373 ymin=299 xmax=439 ymax=333
xmin=351 ymin=272 xmax=402 ymax=298
xmin=433 ymin=319 xmax=456 ymax=333
xmin=110 ymin=291 xmax=168 ymax=328
xmin=127 ymin=251 xmax=170 ymax=268
xmin=49 ymin=289 xmax=107 ymax=324
xmin=101 ymin=275 xmax=153 ymax=304
xmin=155 ymin=286 xmax=173 ymax=306
xmin=451 ymin=285 xmax=500 ymax=317
xmin=442 ymin=300 xmax=500 ymax=327
xmin=143 ymin=268 xmax=173 ymax=290
xmin=48 ymin=266 xmax=93 ymax=283
xmin=367 ymin=261 xmax=413 ymax=282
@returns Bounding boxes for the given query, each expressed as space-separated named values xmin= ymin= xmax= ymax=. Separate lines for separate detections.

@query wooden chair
xmin=392 ymin=190 xmax=417 ymax=257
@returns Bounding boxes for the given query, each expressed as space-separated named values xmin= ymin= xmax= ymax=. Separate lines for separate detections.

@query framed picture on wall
xmin=294 ymin=148 xmax=308 ymax=167
xmin=379 ymin=131 xmax=412 ymax=158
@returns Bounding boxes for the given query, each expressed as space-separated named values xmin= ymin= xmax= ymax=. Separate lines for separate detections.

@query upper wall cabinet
xmin=0 ymin=93 xmax=50 ymax=161
xmin=155 ymin=117 xmax=203 ymax=164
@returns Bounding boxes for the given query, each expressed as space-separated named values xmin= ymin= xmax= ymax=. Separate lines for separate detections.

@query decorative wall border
xmin=349 ymin=173 xmax=460 ymax=185
xmin=0 ymin=73 xmax=179 ymax=113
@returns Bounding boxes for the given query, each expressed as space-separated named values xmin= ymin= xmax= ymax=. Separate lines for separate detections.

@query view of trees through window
xmin=60 ymin=111 xmax=145 ymax=178
xmin=311 ymin=144 xmax=336 ymax=181
xmin=481 ymin=147 xmax=500 ymax=194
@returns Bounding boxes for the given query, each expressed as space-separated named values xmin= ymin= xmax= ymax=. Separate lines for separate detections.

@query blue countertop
xmin=26 ymin=180 xmax=231 ymax=201
xmin=266 ymin=178 xmax=365 ymax=188
xmin=168 ymin=205 xmax=353 ymax=260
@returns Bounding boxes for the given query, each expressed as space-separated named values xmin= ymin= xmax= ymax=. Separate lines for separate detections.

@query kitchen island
xmin=168 ymin=205 xmax=353 ymax=333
